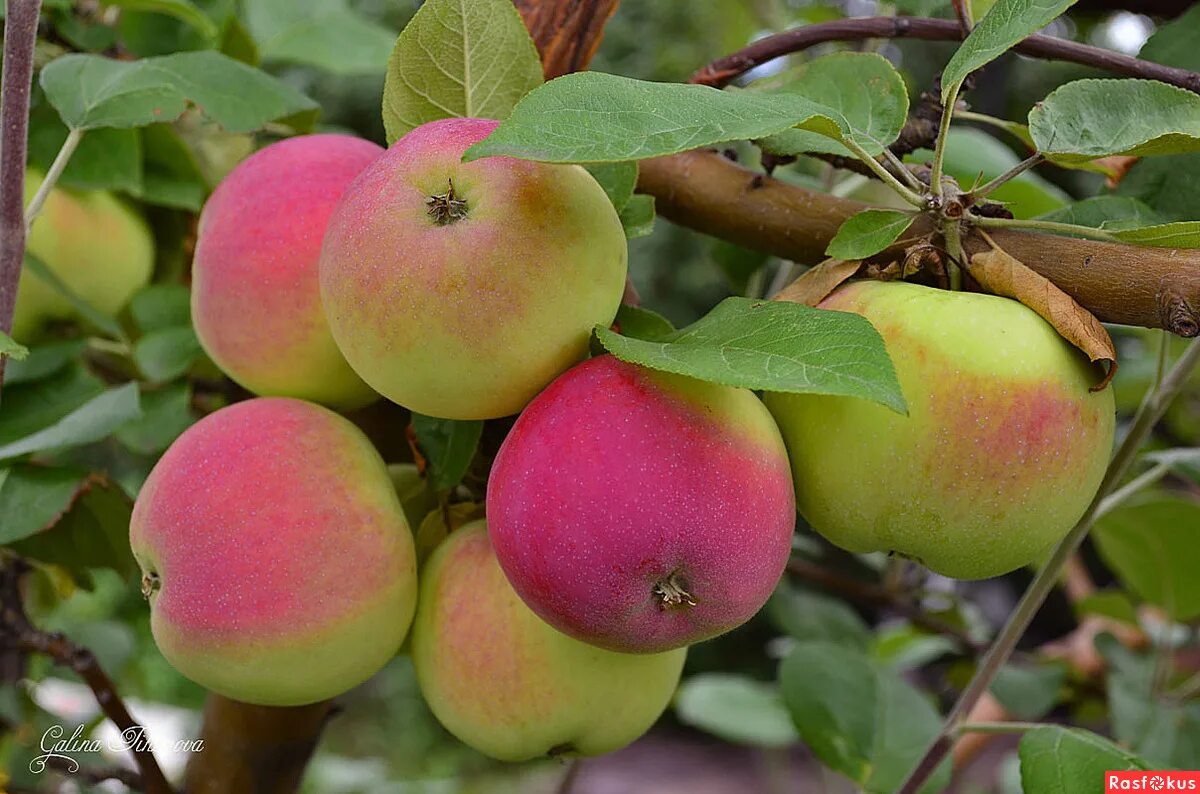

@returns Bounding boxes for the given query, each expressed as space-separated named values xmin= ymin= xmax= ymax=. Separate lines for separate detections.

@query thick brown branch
xmin=183 ymin=696 xmax=337 ymax=794
xmin=638 ymin=150 xmax=1200 ymax=336
xmin=690 ymin=16 xmax=1200 ymax=93
xmin=513 ymin=0 xmax=620 ymax=79
xmin=0 ymin=0 xmax=42 ymax=396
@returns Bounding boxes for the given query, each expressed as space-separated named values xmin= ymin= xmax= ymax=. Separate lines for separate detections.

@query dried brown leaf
xmin=773 ymin=258 xmax=861 ymax=306
xmin=966 ymin=243 xmax=1117 ymax=391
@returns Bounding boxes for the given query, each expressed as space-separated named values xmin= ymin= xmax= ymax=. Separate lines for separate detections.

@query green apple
xmin=764 ymin=280 xmax=1115 ymax=579
xmin=411 ymin=521 xmax=686 ymax=761
xmin=12 ymin=169 xmax=155 ymax=340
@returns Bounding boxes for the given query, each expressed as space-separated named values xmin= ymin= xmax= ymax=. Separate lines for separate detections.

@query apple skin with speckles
xmin=318 ymin=117 xmax=627 ymax=420
xmin=486 ymin=355 xmax=796 ymax=654
xmin=191 ymin=134 xmax=383 ymax=410
xmin=129 ymin=397 xmax=417 ymax=707
xmin=12 ymin=168 xmax=154 ymax=341
xmin=764 ymin=280 xmax=1115 ymax=580
xmin=412 ymin=521 xmax=686 ymax=762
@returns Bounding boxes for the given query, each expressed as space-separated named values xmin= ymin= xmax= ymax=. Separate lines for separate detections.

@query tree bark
xmin=513 ymin=0 xmax=620 ymax=79
xmin=638 ymin=151 xmax=1200 ymax=336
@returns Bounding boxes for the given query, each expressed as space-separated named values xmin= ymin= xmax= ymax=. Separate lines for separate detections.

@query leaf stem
xmin=896 ymin=338 xmax=1200 ymax=794
xmin=971 ymin=215 xmax=1122 ymax=243
xmin=841 ymin=138 xmax=926 ymax=208
xmin=879 ymin=146 xmax=925 ymax=192
xmin=929 ymin=79 xmax=961 ymax=200
xmin=1094 ymin=461 xmax=1170 ymax=519
xmin=956 ymin=721 xmax=1042 ymax=736
xmin=24 ymin=128 xmax=84 ymax=229
xmin=970 ymin=154 xmax=1044 ymax=199
xmin=942 ymin=219 xmax=964 ymax=291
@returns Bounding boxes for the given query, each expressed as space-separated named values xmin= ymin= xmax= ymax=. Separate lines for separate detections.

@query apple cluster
xmin=117 ymin=119 xmax=1115 ymax=762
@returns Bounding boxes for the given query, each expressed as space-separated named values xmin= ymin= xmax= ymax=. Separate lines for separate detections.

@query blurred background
xmin=3 ymin=1 xmax=1200 ymax=792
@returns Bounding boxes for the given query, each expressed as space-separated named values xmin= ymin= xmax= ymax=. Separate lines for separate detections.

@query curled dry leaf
xmin=966 ymin=241 xmax=1117 ymax=391
xmin=1097 ymin=155 xmax=1140 ymax=189
xmin=773 ymin=258 xmax=862 ymax=306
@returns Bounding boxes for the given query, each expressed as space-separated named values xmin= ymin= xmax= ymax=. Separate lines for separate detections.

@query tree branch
xmin=513 ymin=0 xmax=620 ymax=79
xmin=690 ymin=16 xmax=1200 ymax=93
xmin=183 ymin=696 xmax=338 ymax=794
xmin=0 ymin=557 xmax=175 ymax=794
xmin=637 ymin=150 xmax=1200 ymax=336
xmin=0 ymin=0 xmax=42 ymax=397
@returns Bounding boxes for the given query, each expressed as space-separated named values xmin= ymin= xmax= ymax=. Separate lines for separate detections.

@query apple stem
xmin=896 ymin=337 xmax=1200 ymax=794
xmin=653 ymin=572 xmax=697 ymax=609
xmin=426 ymin=178 xmax=469 ymax=226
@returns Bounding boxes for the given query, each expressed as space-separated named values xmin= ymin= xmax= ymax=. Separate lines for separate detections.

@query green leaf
xmin=114 ymin=384 xmax=195 ymax=455
xmin=675 ymin=674 xmax=799 ymax=748
xmin=0 ymin=383 xmax=141 ymax=463
xmin=135 ymin=123 xmax=208 ymax=210
xmin=990 ymin=662 xmax=1066 ymax=720
xmin=0 ymin=465 xmax=92 ymax=544
xmin=619 ymin=194 xmax=656 ymax=239
xmin=381 ymin=0 xmax=543 ymax=144
xmin=1031 ymin=79 xmax=1200 ymax=164
xmin=463 ymin=72 xmax=844 ymax=164
xmin=1074 ymin=590 xmax=1138 ymax=625
xmin=1018 ymin=727 xmax=1147 ymax=794
xmin=2 ymin=341 xmax=85 ymax=386
xmin=23 ymin=252 xmax=126 ymax=341
xmin=9 ymin=474 xmax=138 ymax=582
xmin=767 ymin=580 xmax=871 ymax=649
xmin=870 ymin=624 xmax=958 ymax=671
xmin=130 ymin=284 xmax=191 ymax=333
xmin=133 ymin=327 xmax=204 ymax=382
xmin=613 ymin=304 xmax=675 ymax=342
xmin=244 ymin=0 xmax=396 ymax=76
xmin=1139 ymin=2 xmax=1200 ymax=73
xmin=28 ymin=104 xmax=144 ymax=193
xmin=1111 ymin=221 xmax=1200 ymax=248
xmin=595 ymin=297 xmax=905 ymax=413
xmin=410 ymin=414 xmax=483 ymax=492
xmin=826 ymin=210 xmax=914 ymax=260
xmin=0 ymin=364 xmax=106 ymax=446
xmin=1093 ymin=496 xmax=1200 ymax=621
xmin=101 ymin=0 xmax=218 ymax=40
xmin=585 ymin=162 xmax=638 ymax=212
xmin=756 ymin=52 xmax=910 ymax=158
xmin=941 ymin=0 xmax=1078 ymax=101
xmin=780 ymin=641 xmax=950 ymax=793
xmin=1 ymin=332 xmax=29 ymax=361
xmin=1116 ymin=154 xmax=1200 ymax=222
xmin=41 ymin=51 xmax=318 ymax=132
xmin=1037 ymin=196 xmax=1164 ymax=231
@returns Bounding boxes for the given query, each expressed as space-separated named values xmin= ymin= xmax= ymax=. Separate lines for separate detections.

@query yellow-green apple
xmin=130 ymin=397 xmax=417 ymax=706
xmin=12 ymin=169 xmax=154 ymax=340
xmin=486 ymin=355 xmax=796 ymax=653
xmin=412 ymin=521 xmax=686 ymax=761
xmin=191 ymin=134 xmax=382 ymax=409
xmin=764 ymin=280 xmax=1115 ymax=579
xmin=318 ymin=117 xmax=627 ymax=420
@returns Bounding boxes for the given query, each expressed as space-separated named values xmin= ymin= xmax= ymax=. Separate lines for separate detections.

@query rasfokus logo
xmin=1107 ymin=772 xmax=1200 ymax=792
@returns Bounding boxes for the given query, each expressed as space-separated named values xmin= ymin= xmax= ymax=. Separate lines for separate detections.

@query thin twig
xmin=1094 ymin=462 xmax=1171 ymax=518
xmin=0 ymin=0 xmax=43 ymax=397
xmin=690 ymin=17 xmax=1200 ymax=93
xmin=24 ymin=127 xmax=84 ymax=229
xmin=0 ymin=558 xmax=174 ymax=794
xmin=896 ymin=339 xmax=1200 ymax=794
xmin=841 ymin=138 xmax=926 ymax=207
xmin=556 ymin=759 xmax=584 ymax=794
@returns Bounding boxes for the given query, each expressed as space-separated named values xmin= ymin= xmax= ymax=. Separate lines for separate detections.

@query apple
xmin=486 ymin=355 xmax=796 ymax=653
xmin=764 ymin=279 xmax=1115 ymax=579
xmin=191 ymin=134 xmax=383 ymax=409
xmin=318 ymin=117 xmax=627 ymax=420
xmin=411 ymin=521 xmax=686 ymax=761
xmin=11 ymin=169 xmax=154 ymax=341
xmin=130 ymin=397 xmax=417 ymax=706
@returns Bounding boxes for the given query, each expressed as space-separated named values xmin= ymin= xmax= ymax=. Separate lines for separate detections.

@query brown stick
xmin=690 ymin=16 xmax=1200 ymax=92
xmin=184 ymin=696 xmax=337 ymax=794
xmin=0 ymin=0 xmax=42 ymax=397
xmin=637 ymin=150 xmax=1200 ymax=336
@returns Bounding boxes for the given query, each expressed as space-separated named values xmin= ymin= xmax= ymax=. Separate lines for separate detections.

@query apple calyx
xmin=141 ymin=570 xmax=160 ymax=600
xmin=653 ymin=572 xmax=696 ymax=610
xmin=426 ymin=179 xmax=469 ymax=226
